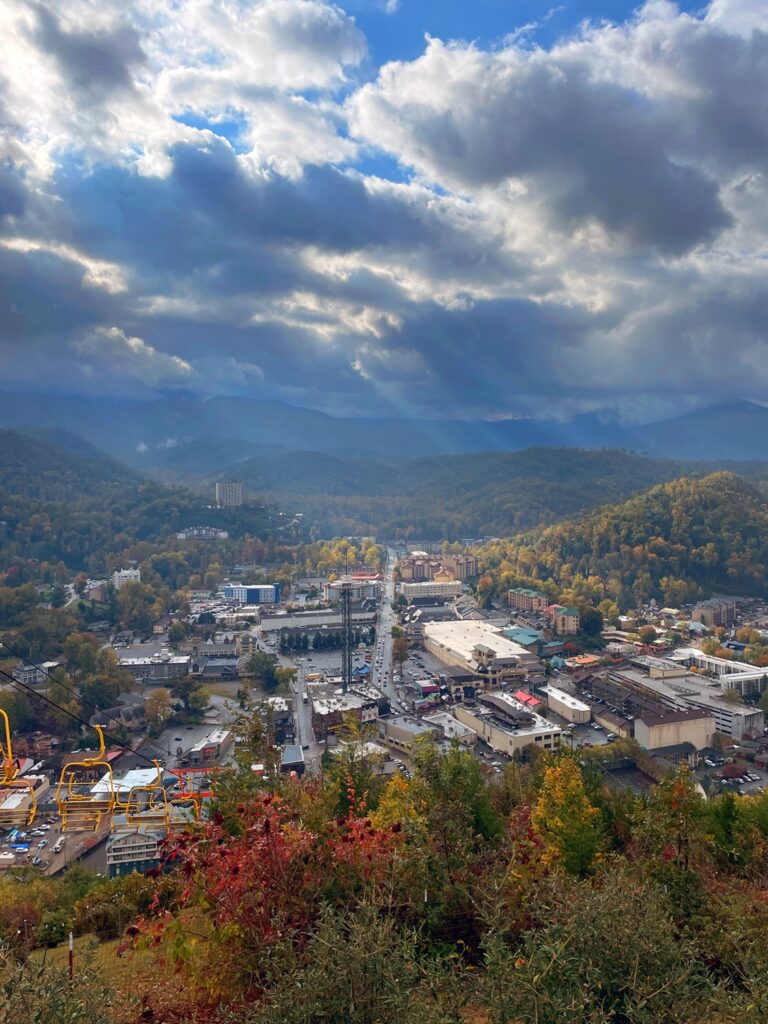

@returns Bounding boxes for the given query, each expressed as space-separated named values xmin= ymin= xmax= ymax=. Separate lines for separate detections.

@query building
xmin=215 ymin=480 xmax=244 ymax=508
xmin=455 ymin=691 xmax=561 ymax=756
xmin=608 ymin=658 xmax=765 ymax=740
xmin=188 ymin=729 xmax=234 ymax=765
xmin=280 ymin=744 xmax=305 ymax=777
xmin=399 ymin=552 xmax=477 ymax=583
xmin=378 ymin=715 xmax=438 ymax=755
xmin=507 ymin=587 xmax=548 ymax=613
xmin=422 ymin=711 xmax=477 ymax=746
xmin=112 ymin=568 xmax=141 ymax=591
xmin=118 ymin=651 xmax=190 ymax=683
xmin=107 ymin=826 xmax=166 ymax=877
xmin=635 ymin=710 xmax=715 ymax=751
xmin=311 ymin=683 xmax=389 ymax=738
xmin=440 ymin=553 xmax=478 ymax=581
xmin=11 ymin=661 xmax=60 ymax=687
xmin=546 ymin=605 xmax=580 ymax=635
xmin=692 ymin=599 xmax=737 ymax=629
xmin=423 ymin=620 xmax=540 ymax=685
xmin=223 ymin=584 xmax=280 ymax=605
xmin=190 ymin=656 xmax=239 ymax=679
xmin=401 ymin=580 xmax=463 ymax=602
xmin=237 ymin=633 xmax=260 ymax=656
xmin=323 ymin=576 xmax=382 ymax=603
xmin=176 ymin=526 xmax=229 ymax=540
xmin=540 ymin=685 xmax=591 ymax=724
xmin=668 ymin=648 xmax=768 ymax=696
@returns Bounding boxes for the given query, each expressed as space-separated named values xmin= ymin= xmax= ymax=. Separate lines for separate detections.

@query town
xmin=5 ymin=514 xmax=768 ymax=885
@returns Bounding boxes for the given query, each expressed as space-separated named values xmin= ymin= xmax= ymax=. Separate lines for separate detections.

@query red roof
xmin=514 ymin=690 xmax=541 ymax=706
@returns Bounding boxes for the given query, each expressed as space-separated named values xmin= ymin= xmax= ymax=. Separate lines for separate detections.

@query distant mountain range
xmin=1 ymin=391 xmax=767 ymax=461
xmin=2 ymin=424 xmax=768 ymax=542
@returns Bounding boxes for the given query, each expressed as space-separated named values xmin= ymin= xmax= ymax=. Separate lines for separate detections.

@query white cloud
xmin=75 ymin=326 xmax=194 ymax=386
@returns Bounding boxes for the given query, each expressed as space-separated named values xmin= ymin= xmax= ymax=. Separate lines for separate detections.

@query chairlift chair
xmin=56 ymin=725 xmax=115 ymax=831
xmin=0 ymin=709 xmax=37 ymax=827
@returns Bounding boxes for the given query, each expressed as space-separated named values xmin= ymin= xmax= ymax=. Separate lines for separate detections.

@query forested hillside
xmin=0 ymin=430 xmax=275 ymax=578
xmin=214 ymin=447 xmax=698 ymax=538
xmin=5 ymin=741 xmax=768 ymax=1024
xmin=477 ymin=472 xmax=768 ymax=607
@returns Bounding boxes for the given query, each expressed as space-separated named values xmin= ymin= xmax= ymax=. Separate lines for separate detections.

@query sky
xmin=1 ymin=0 xmax=767 ymax=423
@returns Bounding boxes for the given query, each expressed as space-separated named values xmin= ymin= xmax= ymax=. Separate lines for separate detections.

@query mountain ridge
xmin=3 ymin=391 xmax=767 ymax=460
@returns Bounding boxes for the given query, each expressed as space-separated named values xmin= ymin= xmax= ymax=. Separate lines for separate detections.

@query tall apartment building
xmin=441 ymin=553 xmax=479 ymax=581
xmin=112 ymin=568 xmax=141 ymax=591
xmin=692 ymin=599 xmax=737 ymax=629
xmin=215 ymin=479 xmax=244 ymax=507
xmin=399 ymin=552 xmax=477 ymax=583
xmin=507 ymin=587 xmax=548 ymax=613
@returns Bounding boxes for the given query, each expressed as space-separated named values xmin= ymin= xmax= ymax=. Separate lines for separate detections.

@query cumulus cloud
xmin=75 ymin=326 xmax=194 ymax=386
xmin=0 ymin=0 xmax=767 ymax=419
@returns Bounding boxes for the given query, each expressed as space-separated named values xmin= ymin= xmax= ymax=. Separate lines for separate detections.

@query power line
xmin=0 ymin=666 xmax=163 ymax=769
xmin=0 ymin=638 xmax=176 ymax=764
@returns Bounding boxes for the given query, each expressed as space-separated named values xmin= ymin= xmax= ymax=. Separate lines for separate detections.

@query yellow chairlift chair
xmin=0 ymin=709 xmax=37 ymax=828
xmin=56 ymin=725 xmax=114 ymax=831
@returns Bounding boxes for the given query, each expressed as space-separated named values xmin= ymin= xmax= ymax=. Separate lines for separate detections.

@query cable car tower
xmin=340 ymin=578 xmax=353 ymax=693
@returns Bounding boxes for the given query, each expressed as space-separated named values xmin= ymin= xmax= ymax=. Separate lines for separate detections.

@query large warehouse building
xmin=423 ymin=621 xmax=540 ymax=685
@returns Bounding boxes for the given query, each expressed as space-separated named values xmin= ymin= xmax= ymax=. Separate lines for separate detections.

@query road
xmin=284 ymin=546 xmax=400 ymax=769
xmin=371 ymin=547 xmax=399 ymax=707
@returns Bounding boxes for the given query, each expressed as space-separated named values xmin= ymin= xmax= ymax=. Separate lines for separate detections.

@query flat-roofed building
xmin=423 ymin=621 xmax=540 ymax=686
xmin=610 ymin=662 xmax=764 ymax=740
xmin=692 ymin=599 xmax=736 ymax=629
xmin=540 ymin=685 xmax=591 ymax=724
xmin=378 ymin=715 xmax=438 ymax=755
xmin=422 ymin=711 xmax=477 ymax=746
xmin=441 ymin=553 xmax=478 ymax=581
xmin=635 ymin=710 xmax=715 ymax=751
xmin=401 ymin=580 xmax=463 ymax=601
xmin=188 ymin=729 xmax=234 ymax=765
xmin=455 ymin=691 xmax=561 ymax=756
xmin=118 ymin=651 xmax=190 ymax=683
xmin=323 ymin=576 xmax=382 ymax=602
xmin=311 ymin=683 xmax=389 ymax=737
xmin=215 ymin=480 xmax=243 ymax=508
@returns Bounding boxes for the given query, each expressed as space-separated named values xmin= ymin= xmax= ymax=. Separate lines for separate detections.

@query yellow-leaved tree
xmin=532 ymin=756 xmax=603 ymax=877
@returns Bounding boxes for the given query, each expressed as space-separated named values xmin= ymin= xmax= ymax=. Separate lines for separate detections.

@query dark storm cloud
xmin=350 ymin=45 xmax=732 ymax=254
xmin=29 ymin=3 xmax=145 ymax=95
xmin=1 ymin=1 xmax=767 ymax=418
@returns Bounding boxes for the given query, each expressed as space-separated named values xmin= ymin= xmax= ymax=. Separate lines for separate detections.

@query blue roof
xmin=504 ymin=626 xmax=544 ymax=645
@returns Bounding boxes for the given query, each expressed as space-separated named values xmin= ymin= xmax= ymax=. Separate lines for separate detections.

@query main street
xmin=371 ymin=546 xmax=399 ymax=706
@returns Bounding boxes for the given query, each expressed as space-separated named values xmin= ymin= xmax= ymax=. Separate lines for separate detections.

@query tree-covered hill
xmin=477 ymin=472 xmax=768 ymax=606
xmin=212 ymin=446 xmax=701 ymax=538
xmin=0 ymin=430 xmax=275 ymax=576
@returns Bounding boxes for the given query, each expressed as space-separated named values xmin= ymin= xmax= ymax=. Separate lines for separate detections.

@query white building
xmin=540 ymin=685 xmax=591 ymax=724
xmin=112 ymin=568 xmax=141 ymax=591
xmin=215 ymin=480 xmax=243 ymax=507
xmin=423 ymin=620 xmax=540 ymax=682
xmin=223 ymin=584 xmax=280 ymax=605
xmin=323 ymin=576 xmax=382 ymax=602
xmin=455 ymin=691 xmax=561 ymax=756
xmin=401 ymin=580 xmax=463 ymax=601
